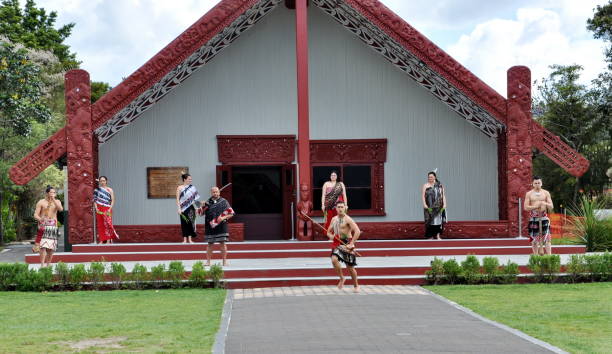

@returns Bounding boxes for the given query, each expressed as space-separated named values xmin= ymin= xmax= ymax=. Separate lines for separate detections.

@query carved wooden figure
xmin=296 ymin=184 xmax=313 ymax=241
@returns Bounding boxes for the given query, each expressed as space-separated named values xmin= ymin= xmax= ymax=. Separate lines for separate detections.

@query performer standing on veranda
xmin=204 ymin=186 xmax=235 ymax=266
xmin=524 ymin=176 xmax=553 ymax=255
xmin=33 ymin=186 xmax=63 ymax=267
xmin=327 ymin=201 xmax=361 ymax=293
xmin=176 ymin=173 xmax=200 ymax=244
xmin=94 ymin=176 xmax=119 ymax=244
xmin=422 ymin=171 xmax=447 ymax=240
xmin=321 ymin=171 xmax=348 ymax=231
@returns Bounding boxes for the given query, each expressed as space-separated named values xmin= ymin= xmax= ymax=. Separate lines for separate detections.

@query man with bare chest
xmin=327 ymin=202 xmax=361 ymax=293
xmin=524 ymin=176 xmax=554 ymax=255
xmin=34 ymin=186 xmax=63 ymax=267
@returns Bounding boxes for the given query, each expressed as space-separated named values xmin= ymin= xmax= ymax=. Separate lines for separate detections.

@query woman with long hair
xmin=176 ymin=173 xmax=200 ymax=243
xmin=421 ymin=171 xmax=447 ymax=240
xmin=94 ymin=176 xmax=119 ymax=244
xmin=321 ymin=171 xmax=348 ymax=232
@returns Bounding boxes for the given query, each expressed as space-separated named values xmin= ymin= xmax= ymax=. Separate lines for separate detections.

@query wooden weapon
xmin=298 ymin=211 xmax=361 ymax=257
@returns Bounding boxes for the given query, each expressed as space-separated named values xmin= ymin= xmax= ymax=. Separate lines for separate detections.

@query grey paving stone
xmin=225 ymin=293 xmax=554 ymax=353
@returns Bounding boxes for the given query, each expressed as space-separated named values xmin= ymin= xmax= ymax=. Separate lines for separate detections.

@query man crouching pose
xmin=327 ymin=201 xmax=361 ymax=293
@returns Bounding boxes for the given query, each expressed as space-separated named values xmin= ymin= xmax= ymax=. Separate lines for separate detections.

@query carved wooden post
xmin=506 ymin=66 xmax=532 ymax=236
xmin=65 ymin=70 xmax=94 ymax=244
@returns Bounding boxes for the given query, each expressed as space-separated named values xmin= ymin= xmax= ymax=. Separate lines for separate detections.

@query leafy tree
xmin=91 ymin=81 xmax=111 ymax=103
xmin=0 ymin=39 xmax=63 ymax=245
xmin=533 ymin=64 xmax=611 ymax=208
xmin=0 ymin=0 xmax=77 ymax=69
xmin=587 ymin=1 xmax=612 ymax=64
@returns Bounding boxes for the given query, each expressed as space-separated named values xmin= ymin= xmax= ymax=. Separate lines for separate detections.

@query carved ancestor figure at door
xmin=296 ymin=184 xmax=313 ymax=240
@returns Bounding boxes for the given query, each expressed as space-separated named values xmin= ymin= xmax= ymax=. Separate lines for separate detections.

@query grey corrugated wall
xmin=99 ymin=5 xmax=499 ymax=225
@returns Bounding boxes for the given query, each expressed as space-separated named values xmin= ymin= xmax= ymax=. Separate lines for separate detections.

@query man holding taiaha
xmin=203 ymin=186 xmax=235 ymax=266
xmin=327 ymin=201 xmax=361 ymax=293
xmin=33 ymin=186 xmax=63 ymax=267
xmin=524 ymin=176 xmax=554 ymax=255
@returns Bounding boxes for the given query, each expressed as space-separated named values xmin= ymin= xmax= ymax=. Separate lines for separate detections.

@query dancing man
xmin=524 ymin=176 xmax=554 ymax=255
xmin=204 ymin=186 xmax=235 ymax=266
xmin=33 ymin=185 xmax=63 ymax=267
xmin=327 ymin=201 xmax=361 ymax=292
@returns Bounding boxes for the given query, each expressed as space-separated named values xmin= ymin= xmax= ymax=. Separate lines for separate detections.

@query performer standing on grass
xmin=203 ymin=186 xmax=235 ymax=266
xmin=33 ymin=186 xmax=63 ymax=267
xmin=524 ymin=176 xmax=554 ymax=255
xmin=94 ymin=176 xmax=119 ymax=244
xmin=422 ymin=171 xmax=447 ymax=240
xmin=327 ymin=201 xmax=361 ymax=293
xmin=321 ymin=171 xmax=347 ymax=232
xmin=176 ymin=173 xmax=200 ymax=244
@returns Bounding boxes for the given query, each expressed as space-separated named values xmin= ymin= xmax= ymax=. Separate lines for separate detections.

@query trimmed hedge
xmin=0 ymin=261 xmax=225 ymax=292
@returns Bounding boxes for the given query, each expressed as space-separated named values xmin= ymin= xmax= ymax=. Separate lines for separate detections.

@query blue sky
xmin=36 ymin=0 xmax=608 ymax=96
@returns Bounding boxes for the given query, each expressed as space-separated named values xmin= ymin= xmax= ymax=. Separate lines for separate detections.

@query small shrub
xmin=568 ymin=196 xmax=612 ymax=252
xmin=0 ymin=263 xmax=29 ymax=290
xmin=15 ymin=267 xmax=53 ymax=292
xmin=566 ymin=254 xmax=587 ymax=283
xmin=442 ymin=259 xmax=462 ymax=285
xmin=69 ymin=264 xmax=87 ymax=289
xmin=167 ymin=261 xmax=185 ymax=288
xmin=425 ymin=257 xmax=444 ymax=285
xmin=529 ymin=255 xmax=560 ymax=283
xmin=189 ymin=261 xmax=208 ymax=288
xmin=461 ymin=255 xmax=481 ymax=284
xmin=54 ymin=262 xmax=70 ymax=289
xmin=482 ymin=257 xmax=500 ymax=284
xmin=88 ymin=262 xmax=106 ymax=289
xmin=130 ymin=263 xmax=148 ymax=289
xmin=209 ymin=264 xmax=224 ymax=288
xmin=151 ymin=264 xmax=166 ymax=288
xmin=585 ymin=254 xmax=606 ymax=281
xmin=499 ymin=260 xmax=519 ymax=284
xmin=109 ymin=263 xmax=127 ymax=289
xmin=528 ymin=255 xmax=544 ymax=282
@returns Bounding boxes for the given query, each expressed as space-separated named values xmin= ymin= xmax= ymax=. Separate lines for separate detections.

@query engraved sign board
xmin=147 ymin=167 xmax=188 ymax=199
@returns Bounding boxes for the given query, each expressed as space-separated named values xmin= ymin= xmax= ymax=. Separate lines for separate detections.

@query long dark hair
xmin=181 ymin=173 xmax=191 ymax=181
xmin=428 ymin=171 xmax=442 ymax=186
xmin=330 ymin=170 xmax=342 ymax=183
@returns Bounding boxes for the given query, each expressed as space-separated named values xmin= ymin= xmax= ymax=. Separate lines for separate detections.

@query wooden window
xmin=310 ymin=139 xmax=386 ymax=216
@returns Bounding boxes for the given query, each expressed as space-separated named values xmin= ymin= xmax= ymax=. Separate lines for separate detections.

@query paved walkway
xmin=223 ymin=285 xmax=563 ymax=353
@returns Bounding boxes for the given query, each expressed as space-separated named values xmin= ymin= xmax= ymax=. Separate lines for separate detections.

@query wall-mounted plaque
xmin=147 ymin=167 xmax=188 ymax=199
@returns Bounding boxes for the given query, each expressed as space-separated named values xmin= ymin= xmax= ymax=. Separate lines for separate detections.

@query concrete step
xmin=25 ymin=245 xmax=586 ymax=264
xmin=70 ymin=238 xmax=532 ymax=253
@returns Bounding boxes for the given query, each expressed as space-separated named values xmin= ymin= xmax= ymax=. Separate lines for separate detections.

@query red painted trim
xmin=8 ymin=128 xmax=67 ymax=185
xmin=312 ymin=221 xmax=512 ymax=240
xmin=216 ymin=135 xmax=296 ymax=163
xmin=113 ymin=224 xmax=244 ymax=243
xmin=296 ymin=0 xmax=311 ymax=191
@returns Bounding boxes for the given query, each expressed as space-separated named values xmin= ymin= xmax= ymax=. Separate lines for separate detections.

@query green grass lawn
xmin=427 ymin=283 xmax=612 ymax=354
xmin=0 ymin=289 xmax=226 ymax=353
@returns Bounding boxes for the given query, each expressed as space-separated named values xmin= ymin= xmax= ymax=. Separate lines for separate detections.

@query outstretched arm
xmin=341 ymin=182 xmax=348 ymax=208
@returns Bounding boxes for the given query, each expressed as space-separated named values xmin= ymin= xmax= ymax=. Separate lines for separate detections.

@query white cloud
xmin=446 ymin=2 xmax=608 ymax=96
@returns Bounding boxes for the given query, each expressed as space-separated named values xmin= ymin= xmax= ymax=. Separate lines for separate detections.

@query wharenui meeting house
xmin=10 ymin=0 xmax=589 ymax=245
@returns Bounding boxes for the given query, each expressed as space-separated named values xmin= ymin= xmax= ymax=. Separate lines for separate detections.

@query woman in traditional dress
xmin=421 ymin=171 xmax=447 ymax=240
xmin=321 ymin=171 xmax=348 ymax=232
xmin=176 ymin=173 xmax=200 ymax=243
xmin=94 ymin=176 xmax=119 ymax=244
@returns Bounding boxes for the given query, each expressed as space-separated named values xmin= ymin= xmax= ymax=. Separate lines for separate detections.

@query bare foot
xmin=188 ymin=240 xmax=194 ymax=244
xmin=436 ymin=236 xmax=442 ymax=240
xmin=182 ymin=240 xmax=187 ymax=244
xmin=337 ymin=277 xmax=345 ymax=290
xmin=353 ymin=285 xmax=360 ymax=293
